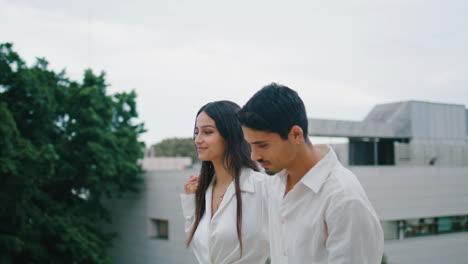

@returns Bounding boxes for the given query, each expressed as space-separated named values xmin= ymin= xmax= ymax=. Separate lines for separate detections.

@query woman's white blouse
xmin=180 ymin=168 xmax=270 ymax=264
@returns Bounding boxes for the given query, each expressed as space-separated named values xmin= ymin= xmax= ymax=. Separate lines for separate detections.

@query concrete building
xmin=139 ymin=157 xmax=192 ymax=171
xmin=104 ymin=100 xmax=468 ymax=264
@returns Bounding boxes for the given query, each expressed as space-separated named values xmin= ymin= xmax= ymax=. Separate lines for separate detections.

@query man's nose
xmin=251 ymin=149 xmax=261 ymax=161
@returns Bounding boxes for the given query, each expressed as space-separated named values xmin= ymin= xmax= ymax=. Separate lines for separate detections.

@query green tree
xmin=0 ymin=43 xmax=145 ymax=264
xmin=151 ymin=137 xmax=198 ymax=163
xmin=382 ymin=254 xmax=388 ymax=264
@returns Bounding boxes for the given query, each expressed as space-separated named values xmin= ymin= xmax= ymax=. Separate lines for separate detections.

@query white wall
xmin=102 ymin=169 xmax=198 ymax=264
xmin=411 ymin=102 xmax=466 ymax=140
xmin=350 ymin=166 xmax=468 ymax=221
xmin=384 ymin=233 xmax=468 ymax=264
xmin=104 ymin=166 xmax=468 ymax=264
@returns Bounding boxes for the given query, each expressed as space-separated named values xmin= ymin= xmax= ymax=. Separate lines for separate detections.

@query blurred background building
xmin=103 ymin=100 xmax=468 ymax=264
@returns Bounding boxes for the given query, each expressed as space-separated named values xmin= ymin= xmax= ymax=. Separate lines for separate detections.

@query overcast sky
xmin=1 ymin=0 xmax=467 ymax=146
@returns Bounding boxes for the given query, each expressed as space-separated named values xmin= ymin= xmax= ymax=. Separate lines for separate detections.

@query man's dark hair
xmin=238 ymin=83 xmax=309 ymax=141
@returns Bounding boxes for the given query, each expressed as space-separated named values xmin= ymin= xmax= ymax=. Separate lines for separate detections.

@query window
xmin=348 ymin=138 xmax=397 ymax=166
xmin=149 ymin=219 xmax=169 ymax=240
xmin=381 ymin=221 xmax=399 ymax=240
xmin=403 ymin=218 xmax=437 ymax=238
xmin=452 ymin=215 xmax=467 ymax=232
xmin=382 ymin=214 xmax=468 ymax=240
xmin=438 ymin=217 xmax=453 ymax=233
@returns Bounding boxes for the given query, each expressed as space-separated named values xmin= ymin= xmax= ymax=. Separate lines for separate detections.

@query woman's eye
xmin=204 ymin=131 xmax=213 ymax=135
xmin=259 ymin=144 xmax=267 ymax=148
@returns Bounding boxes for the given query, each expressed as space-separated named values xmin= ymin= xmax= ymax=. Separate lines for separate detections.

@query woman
xmin=180 ymin=101 xmax=269 ymax=264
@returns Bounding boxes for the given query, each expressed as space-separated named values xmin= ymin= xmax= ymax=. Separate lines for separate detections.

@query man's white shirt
xmin=268 ymin=146 xmax=384 ymax=264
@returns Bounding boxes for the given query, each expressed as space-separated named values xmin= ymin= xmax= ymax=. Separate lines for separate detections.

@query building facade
xmin=104 ymin=101 xmax=468 ymax=264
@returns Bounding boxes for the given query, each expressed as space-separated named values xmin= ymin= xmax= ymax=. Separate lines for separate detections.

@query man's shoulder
xmin=323 ymin=164 xmax=368 ymax=202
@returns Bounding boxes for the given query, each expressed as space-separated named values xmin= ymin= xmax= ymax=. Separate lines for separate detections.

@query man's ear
xmin=289 ymin=125 xmax=304 ymax=144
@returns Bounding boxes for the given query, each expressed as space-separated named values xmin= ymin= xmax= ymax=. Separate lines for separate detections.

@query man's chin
xmin=265 ymin=168 xmax=278 ymax=176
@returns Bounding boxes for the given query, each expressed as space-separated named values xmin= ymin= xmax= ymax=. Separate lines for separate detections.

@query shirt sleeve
xmin=180 ymin=193 xmax=196 ymax=233
xmin=325 ymin=197 xmax=384 ymax=264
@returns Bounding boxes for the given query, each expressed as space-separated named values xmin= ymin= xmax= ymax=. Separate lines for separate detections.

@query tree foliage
xmin=0 ymin=43 xmax=145 ymax=264
xmin=151 ymin=137 xmax=197 ymax=163
xmin=381 ymin=254 xmax=388 ymax=264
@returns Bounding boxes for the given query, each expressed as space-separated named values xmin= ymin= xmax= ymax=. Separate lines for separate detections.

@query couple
xmin=180 ymin=83 xmax=384 ymax=264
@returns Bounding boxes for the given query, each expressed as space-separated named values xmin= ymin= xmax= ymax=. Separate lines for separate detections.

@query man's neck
xmin=285 ymin=144 xmax=328 ymax=195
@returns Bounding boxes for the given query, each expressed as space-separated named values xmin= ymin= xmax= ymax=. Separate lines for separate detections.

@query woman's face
xmin=194 ymin=111 xmax=226 ymax=162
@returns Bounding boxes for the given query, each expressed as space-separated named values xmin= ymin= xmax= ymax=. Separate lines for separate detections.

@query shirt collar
xmin=239 ymin=168 xmax=255 ymax=193
xmin=280 ymin=145 xmax=337 ymax=194
xmin=301 ymin=145 xmax=337 ymax=193
xmin=210 ymin=168 xmax=256 ymax=194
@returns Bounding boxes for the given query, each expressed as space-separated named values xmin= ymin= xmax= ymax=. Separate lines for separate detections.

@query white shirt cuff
xmin=180 ymin=193 xmax=196 ymax=219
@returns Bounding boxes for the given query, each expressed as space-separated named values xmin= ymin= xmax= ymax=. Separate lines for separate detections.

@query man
xmin=238 ymin=83 xmax=384 ymax=264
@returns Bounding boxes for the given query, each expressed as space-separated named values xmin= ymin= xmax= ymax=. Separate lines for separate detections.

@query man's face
xmin=242 ymin=127 xmax=296 ymax=175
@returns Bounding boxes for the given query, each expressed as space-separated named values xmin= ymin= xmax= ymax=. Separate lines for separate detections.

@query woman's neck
xmin=212 ymin=159 xmax=233 ymax=186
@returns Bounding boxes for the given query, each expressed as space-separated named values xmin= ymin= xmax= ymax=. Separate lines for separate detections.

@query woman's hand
xmin=184 ymin=175 xmax=199 ymax=194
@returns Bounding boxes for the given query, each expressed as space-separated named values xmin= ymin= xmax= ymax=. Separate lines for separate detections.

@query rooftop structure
xmin=104 ymin=100 xmax=468 ymax=264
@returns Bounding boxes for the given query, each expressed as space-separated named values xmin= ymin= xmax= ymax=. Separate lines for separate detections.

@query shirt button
xmin=283 ymin=249 xmax=288 ymax=256
xmin=281 ymin=216 xmax=286 ymax=224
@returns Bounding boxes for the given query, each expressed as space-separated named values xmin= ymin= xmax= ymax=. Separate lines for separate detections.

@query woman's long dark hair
xmin=185 ymin=101 xmax=258 ymax=256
